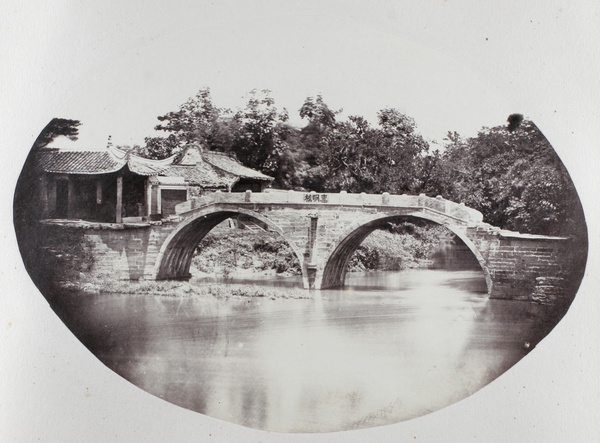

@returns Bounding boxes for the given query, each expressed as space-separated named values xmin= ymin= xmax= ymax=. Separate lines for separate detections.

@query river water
xmin=50 ymin=266 xmax=567 ymax=433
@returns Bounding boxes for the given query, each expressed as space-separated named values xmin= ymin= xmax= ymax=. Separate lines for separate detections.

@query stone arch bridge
xmin=54 ymin=191 xmax=571 ymax=302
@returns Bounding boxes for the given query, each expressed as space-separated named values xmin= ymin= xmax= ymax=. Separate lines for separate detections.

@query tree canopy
xmin=232 ymin=89 xmax=290 ymax=177
xmin=131 ymin=88 xmax=584 ymax=238
xmin=139 ymin=88 xmax=234 ymax=160
xmin=33 ymin=118 xmax=81 ymax=149
xmin=439 ymin=118 xmax=583 ymax=236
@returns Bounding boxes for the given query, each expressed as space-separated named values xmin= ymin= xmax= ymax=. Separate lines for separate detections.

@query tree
xmin=295 ymin=95 xmax=340 ymax=190
xmin=33 ymin=118 xmax=81 ymax=149
xmin=417 ymin=149 xmax=450 ymax=197
xmin=299 ymin=94 xmax=339 ymax=129
xmin=138 ymin=88 xmax=236 ymax=159
xmin=507 ymin=113 xmax=524 ymax=132
xmin=375 ymin=108 xmax=429 ymax=194
xmin=440 ymin=117 xmax=583 ymax=237
xmin=140 ymin=135 xmax=180 ymax=160
xmin=154 ymin=88 xmax=221 ymax=145
xmin=305 ymin=108 xmax=430 ymax=194
xmin=232 ymin=89 xmax=289 ymax=185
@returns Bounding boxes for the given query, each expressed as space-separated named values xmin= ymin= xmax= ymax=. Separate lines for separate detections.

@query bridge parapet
xmin=175 ymin=191 xmax=484 ymax=225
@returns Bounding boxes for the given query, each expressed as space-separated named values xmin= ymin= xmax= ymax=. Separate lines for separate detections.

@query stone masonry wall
xmin=39 ymin=221 xmax=176 ymax=282
xmin=486 ymin=235 xmax=568 ymax=302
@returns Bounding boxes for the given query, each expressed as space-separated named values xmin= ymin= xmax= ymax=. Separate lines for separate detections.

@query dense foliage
xmin=190 ymin=223 xmax=453 ymax=277
xmin=349 ymin=222 xmax=453 ymax=271
xmin=441 ymin=120 xmax=583 ymax=236
xmin=33 ymin=118 xmax=81 ymax=149
xmin=192 ymin=228 xmax=301 ymax=277
xmin=133 ymin=89 xmax=584 ymax=237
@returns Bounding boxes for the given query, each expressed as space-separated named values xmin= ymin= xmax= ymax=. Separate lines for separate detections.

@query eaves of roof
xmin=36 ymin=150 xmax=126 ymax=174
xmin=202 ymin=152 xmax=274 ymax=181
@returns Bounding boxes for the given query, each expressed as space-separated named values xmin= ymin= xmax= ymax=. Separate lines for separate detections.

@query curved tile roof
xmin=127 ymin=154 xmax=174 ymax=176
xmin=161 ymin=164 xmax=237 ymax=188
xmin=36 ymin=147 xmax=174 ymax=176
xmin=36 ymin=149 xmax=126 ymax=174
xmin=202 ymin=151 xmax=274 ymax=181
xmin=36 ymin=145 xmax=273 ymax=188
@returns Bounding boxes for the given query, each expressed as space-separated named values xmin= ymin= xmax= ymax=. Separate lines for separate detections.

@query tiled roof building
xmin=36 ymin=145 xmax=273 ymax=223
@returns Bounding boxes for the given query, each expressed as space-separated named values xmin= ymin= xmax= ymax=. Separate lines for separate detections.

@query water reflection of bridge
xmin=45 ymin=191 xmax=571 ymax=302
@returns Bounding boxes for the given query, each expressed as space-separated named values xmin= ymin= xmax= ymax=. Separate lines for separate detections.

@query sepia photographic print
xmin=2 ymin=3 xmax=599 ymax=441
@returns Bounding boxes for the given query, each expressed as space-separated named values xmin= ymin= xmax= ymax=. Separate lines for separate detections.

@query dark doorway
xmin=161 ymin=189 xmax=188 ymax=216
xmin=55 ymin=179 xmax=68 ymax=218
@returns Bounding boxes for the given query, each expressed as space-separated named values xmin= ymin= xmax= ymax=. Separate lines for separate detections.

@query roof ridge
xmin=35 ymin=148 xmax=127 ymax=175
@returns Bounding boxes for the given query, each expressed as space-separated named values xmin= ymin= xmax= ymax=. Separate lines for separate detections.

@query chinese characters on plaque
xmin=303 ymin=193 xmax=328 ymax=203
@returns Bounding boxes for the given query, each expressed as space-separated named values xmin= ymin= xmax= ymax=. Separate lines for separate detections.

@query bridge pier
xmin=305 ymin=266 xmax=317 ymax=289
xmin=483 ymin=233 xmax=571 ymax=303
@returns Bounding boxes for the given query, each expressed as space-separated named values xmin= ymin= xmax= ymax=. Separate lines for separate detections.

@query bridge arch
xmin=155 ymin=206 xmax=307 ymax=285
xmin=318 ymin=212 xmax=493 ymax=293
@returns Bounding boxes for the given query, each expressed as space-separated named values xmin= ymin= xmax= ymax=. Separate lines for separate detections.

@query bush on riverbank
xmin=348 ymin=222 xmax=454 ymax=271
xmin=191 ymin=228 xmax=301 ymax=277
xmin=190 ymin=221 xmax=454 ymax=277
xmin=63 ymin=275 xmax=312 ymax=300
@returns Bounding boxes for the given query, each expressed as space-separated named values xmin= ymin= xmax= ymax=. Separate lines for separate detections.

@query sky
xmin=54 ymin=16 xmax=516 ymax=151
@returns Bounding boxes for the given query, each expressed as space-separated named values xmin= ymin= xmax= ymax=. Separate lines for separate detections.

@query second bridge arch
xmin=317 ymin=213 xmax=492 ymax=292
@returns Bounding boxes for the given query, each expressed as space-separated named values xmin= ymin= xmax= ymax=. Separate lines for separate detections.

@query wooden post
xmin=146 ymin=179 xmax=152 ymax=216
xmin=67 ymin=177 xmax=76 ymax=218
xmin=156 ymin=186 xmax=161 ymax=216
xmin=116 ymin=176 xmax=123 ymax=223
xmin=39 ymin=173 xmax=48 ymax=217
xmin=47 ymin=177 xmax=56 ymax=216
xmin=96 ymin=179 xmax=102 ymax=204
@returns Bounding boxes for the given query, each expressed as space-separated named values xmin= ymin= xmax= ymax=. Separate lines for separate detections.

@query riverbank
xmin=58 ymin=273 xmax=314 ymax=300
xmin=39 ymin=221 xmax=460 ymax=300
